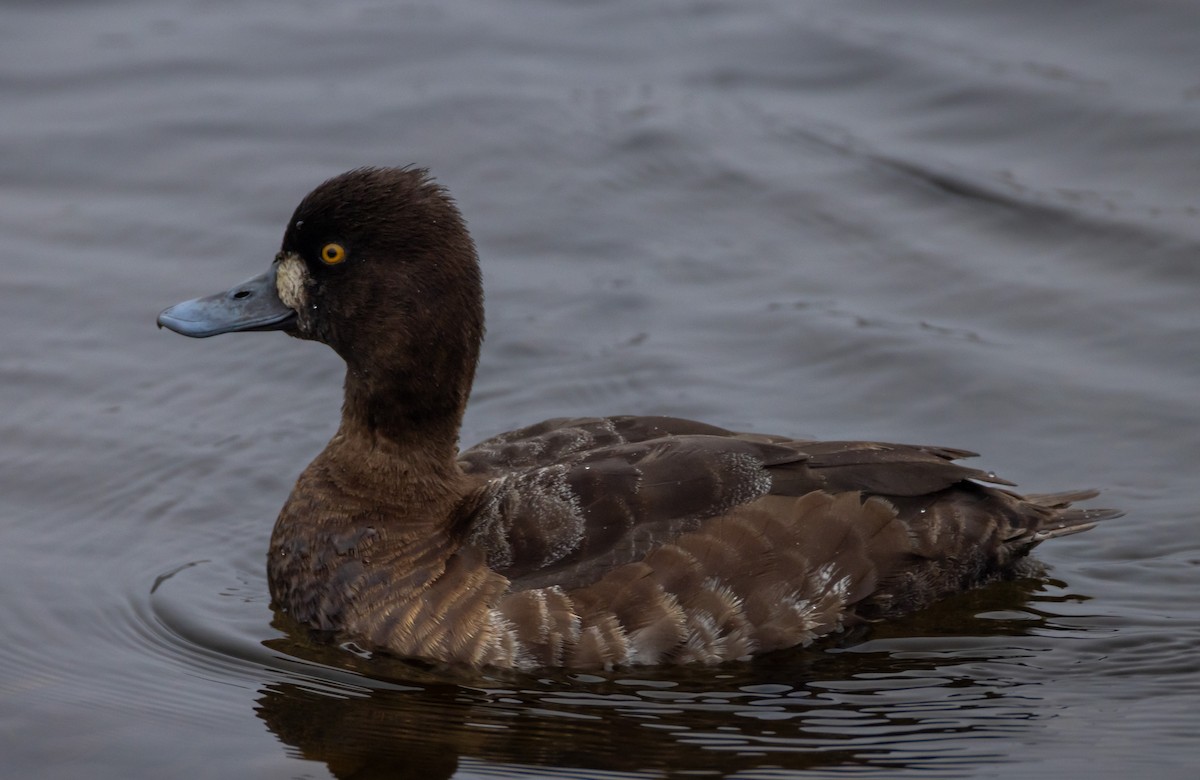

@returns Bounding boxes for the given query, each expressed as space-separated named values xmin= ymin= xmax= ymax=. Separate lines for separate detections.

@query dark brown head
xmin=276 ymin=167 xmax=484 ymax=391
xmin=158 ymin=167 xmax=486 ymax=437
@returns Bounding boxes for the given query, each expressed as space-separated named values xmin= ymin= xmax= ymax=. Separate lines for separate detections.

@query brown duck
xmin=158 ymin=167 xmax=1117 ymax=670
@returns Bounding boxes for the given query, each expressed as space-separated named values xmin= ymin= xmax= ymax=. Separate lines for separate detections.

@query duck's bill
xmin=157 ymin=265 xmax=297 ymax=338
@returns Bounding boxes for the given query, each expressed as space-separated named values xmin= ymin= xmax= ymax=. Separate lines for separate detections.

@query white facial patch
xmin=275 ymin=253 xmax=310 ymax=311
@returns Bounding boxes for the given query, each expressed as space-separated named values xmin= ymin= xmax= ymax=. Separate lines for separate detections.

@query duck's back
xmin=449 ymin=416 xmax=1114 ymax=668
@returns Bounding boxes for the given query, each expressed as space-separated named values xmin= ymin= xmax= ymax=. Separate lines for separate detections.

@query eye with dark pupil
xmin=321 ymin=243 xmax=345 ymax=264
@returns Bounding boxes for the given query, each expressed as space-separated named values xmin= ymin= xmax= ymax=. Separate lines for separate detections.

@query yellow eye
xmin=320 ymin=242 xmax=346 ymax=265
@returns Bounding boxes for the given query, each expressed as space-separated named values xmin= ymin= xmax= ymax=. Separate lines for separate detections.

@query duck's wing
xmin=455 ymin=415 xmax=1009 ymax=591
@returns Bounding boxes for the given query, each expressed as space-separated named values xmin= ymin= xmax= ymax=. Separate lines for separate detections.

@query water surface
xmin=2 ymin=1 xmax=1198 ymax=778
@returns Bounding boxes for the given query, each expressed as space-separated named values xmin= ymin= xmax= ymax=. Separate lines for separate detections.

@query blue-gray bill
xmin=157 ymin=264 xmax=296 ymax=338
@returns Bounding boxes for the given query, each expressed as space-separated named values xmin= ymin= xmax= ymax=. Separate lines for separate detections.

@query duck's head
xmin=158 ymin=167 xmax=485 ymax=431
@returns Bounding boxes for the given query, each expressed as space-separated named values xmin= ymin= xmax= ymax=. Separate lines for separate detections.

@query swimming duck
xmin=158 ymin=167 xmax=1116 ymax=670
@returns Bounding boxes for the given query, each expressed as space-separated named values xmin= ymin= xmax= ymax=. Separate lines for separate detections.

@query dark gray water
xmin=3 ymin=1 xmax=1198 ymax=777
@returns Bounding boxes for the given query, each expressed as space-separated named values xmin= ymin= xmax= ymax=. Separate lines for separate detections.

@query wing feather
xmin=455 ymin=416 xmax=1029 ymax=593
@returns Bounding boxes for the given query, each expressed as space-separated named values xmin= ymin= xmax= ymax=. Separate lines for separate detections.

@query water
xmin=2 ymin=1 xmax=1198 ymax=777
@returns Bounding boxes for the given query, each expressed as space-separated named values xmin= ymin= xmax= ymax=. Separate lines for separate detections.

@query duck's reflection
xmin=255 ymin=576 xmax=1085 ymax=779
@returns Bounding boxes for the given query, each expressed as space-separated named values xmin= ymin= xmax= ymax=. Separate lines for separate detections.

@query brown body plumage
xmin=159 ymin=167 xmax=1118 ymax=670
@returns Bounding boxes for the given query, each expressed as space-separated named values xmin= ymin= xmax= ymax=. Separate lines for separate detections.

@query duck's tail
xmin=1017 ymin=489 xmax=1123 ymax=544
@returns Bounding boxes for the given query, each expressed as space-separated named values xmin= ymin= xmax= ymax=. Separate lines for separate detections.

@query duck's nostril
xmin=233 ymin=290 xmax=253 ymax=300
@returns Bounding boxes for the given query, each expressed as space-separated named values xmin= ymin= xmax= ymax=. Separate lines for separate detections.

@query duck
xmin=157 ymin=166 xmax=1118 ymax=670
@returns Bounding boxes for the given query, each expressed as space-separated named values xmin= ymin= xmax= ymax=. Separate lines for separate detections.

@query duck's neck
xmin=332 ymin=262 xmax=483 ymax=483
xmin=334 ymin=363 xmax=471 ymax=502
